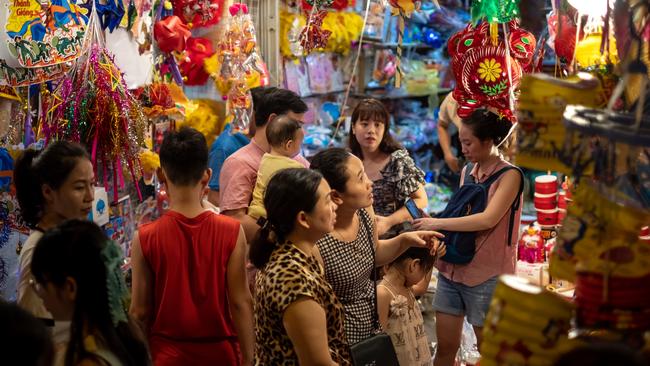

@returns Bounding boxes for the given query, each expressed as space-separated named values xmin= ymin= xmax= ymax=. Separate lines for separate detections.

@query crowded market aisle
xmin=1 ymin=0 xmax=650 ymax=366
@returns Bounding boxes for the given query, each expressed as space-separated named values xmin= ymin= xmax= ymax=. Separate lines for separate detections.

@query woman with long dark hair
xmin=348 ymin=99 xmax=427 ymax=237
xmin=14 ymin=141 xmax=94 ymax=320
xmin=413 ymin=110 xmax=523 ymax=366
xmin=31 ymin=220 xmax=150 ymax=366
xmin=251 ymin=168 xmax=351 ymax=365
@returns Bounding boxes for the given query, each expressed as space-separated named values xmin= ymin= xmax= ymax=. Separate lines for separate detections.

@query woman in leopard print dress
xmin=251 ymin=168 xmax=351 ymax=365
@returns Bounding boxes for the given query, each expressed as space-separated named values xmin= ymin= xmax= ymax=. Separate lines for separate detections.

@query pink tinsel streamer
xmin=42 ymin=45 xmax=146 ymax=202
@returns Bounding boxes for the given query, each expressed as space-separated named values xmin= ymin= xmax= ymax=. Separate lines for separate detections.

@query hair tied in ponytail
xmin=256 ymin=216 xmax=275 ymax=232
xmin=255 ymin=216 xmax=278 ymax=250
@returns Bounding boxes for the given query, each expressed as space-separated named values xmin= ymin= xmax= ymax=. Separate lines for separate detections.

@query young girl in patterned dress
xmin=378 ymin=247 xmax=436 ymax=366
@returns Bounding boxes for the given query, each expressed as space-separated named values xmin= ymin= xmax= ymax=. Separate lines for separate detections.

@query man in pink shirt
xmin=219 ymin=87 xmax=309 ymax=241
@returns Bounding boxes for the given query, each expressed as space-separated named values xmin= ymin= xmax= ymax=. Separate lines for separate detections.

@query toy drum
xmin=535 ymin=174 xmax=558 ymax=195
xmin=537 ymin=208 xmax=559 ymax=226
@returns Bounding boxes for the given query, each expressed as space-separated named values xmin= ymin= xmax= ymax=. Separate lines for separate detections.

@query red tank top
xmin=139 ymin=210 xmax=240 ymax=347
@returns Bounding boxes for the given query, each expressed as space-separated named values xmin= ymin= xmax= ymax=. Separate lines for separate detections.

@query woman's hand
xmin=399 ymin=230 xmax=444 ymax=254
xmin=412 ymin=217 xmax=439 ymax=231
xmin=435 ymin=241 xmax=447 ymax=257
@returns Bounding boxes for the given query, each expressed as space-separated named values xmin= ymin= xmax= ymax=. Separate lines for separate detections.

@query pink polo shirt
xmin=219 ymin=140 xmax=309 ymax=212
xmin=436 ymin=157 xmax=522 ymax=287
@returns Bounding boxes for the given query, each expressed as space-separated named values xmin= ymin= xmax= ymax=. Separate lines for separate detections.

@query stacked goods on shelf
xmin=480 ymin=275 xmax=580 ymax=366
xmin=550 ymin=183 xmax=650 ymax=333
xmin=575 ymin=272 xmax=650 ymax=330
xmin=534 ymin=174 xmax=559 ymax=226
xmin=533 ymin=174 xmax=573 ymax=227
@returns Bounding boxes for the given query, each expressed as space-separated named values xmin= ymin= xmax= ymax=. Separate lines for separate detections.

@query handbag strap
xmin=360 ymin=208 xmax=381 ymax=333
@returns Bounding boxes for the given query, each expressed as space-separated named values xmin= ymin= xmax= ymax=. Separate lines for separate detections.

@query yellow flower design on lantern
xmin=478 ymin=58 xmax=502 ymax=83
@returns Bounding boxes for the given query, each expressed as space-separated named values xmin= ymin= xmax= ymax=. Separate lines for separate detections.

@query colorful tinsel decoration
xmin=41 ymin=44 xmax=146 ymax=201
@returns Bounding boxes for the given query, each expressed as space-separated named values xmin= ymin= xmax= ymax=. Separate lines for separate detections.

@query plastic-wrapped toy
xmin=205 ymin=3 xmax=268 ymax=132
xmin=518 ymin=224 xmax=546 ymax=263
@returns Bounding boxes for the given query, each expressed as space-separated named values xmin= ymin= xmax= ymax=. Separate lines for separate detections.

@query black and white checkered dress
xmin=317 ymin=208 xmax=378 ymax=345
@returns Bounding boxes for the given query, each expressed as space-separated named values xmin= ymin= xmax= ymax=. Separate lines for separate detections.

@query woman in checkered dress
xmin=310 ymin=148 xmax=444 ymax=345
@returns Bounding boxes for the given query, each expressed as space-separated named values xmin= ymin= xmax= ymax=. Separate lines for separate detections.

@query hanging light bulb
xmin=567 ymin=0 xmax=609 ymax=18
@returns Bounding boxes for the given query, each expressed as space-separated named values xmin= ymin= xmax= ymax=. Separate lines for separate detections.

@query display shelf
xmin=301 ymin=89 xmax=347 ymax=98
xmin=352 ymin=87 xmax=452 ymax=100
xmin=361 ymin=39 xmax=435 ymax=50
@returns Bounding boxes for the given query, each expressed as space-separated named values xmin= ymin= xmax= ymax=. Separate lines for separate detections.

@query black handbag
xmin=349 ymin=235 xmax=400 ymax=366
xmin=350 ymin=332 xmax=399 ymax=366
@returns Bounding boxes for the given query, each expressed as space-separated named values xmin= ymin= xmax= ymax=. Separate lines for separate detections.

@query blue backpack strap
xmin=480 ymin=166 xmax=516 ymax=188
xmin=479 ymin=165 xmax=525 ymax=246
xmin=462 ymin=163 xmax=475 ymax=185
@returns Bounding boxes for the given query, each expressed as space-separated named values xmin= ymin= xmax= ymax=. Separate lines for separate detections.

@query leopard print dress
xmin=254 ymin=241 xmax=351 ymax=365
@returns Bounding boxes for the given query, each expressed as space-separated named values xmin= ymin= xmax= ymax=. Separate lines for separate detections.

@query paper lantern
xmin=449 ymin=21 xmax=532 ymax=121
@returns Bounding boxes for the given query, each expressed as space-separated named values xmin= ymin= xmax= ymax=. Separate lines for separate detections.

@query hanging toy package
xmin=206 ymin=3 xmax=268 ymax=133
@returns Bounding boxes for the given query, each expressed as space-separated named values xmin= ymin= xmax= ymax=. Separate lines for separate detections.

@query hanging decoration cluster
xmin=302 ymin=0 xmax=350 ymax=11
xmin=299 ymin=0 xmax=339 ymax=54
xmin=205 ymin=3 xmax=268 ymax=132
xmin=449 ymin=0 xmax=535 ymax=122
xmin=153 ymin=1 xmax=218 ymax=86
xmin=41 ymin=8 xmax=146 ymax=201
xmin=171 ymin=0 xmax=226 ymax=29
xmin=280 ymin=11 xmax=363 ymax=57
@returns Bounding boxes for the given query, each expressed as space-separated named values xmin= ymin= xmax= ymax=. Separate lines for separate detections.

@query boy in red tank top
xmin=129 ymin=127 xmax=254 ymax=366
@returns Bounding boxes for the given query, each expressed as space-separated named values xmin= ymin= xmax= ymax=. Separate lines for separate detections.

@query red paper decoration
xmin=547 ymin=12 xmax=580 ymax=63
xmin=171 ymin=0 xmax=225 ymax=28
xmin=154 ymin=16 xmax=191 ymax=53
xmin=449 ymin=20 xmax=535 ymax=121
xmin=179 ymin=37 xmax=215 ymax=85
xmin=300 ymin=10 xmax=332 ymax=54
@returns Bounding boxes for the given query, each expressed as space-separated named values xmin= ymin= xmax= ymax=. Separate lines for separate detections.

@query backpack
xmin=437 ymin=163 xmax=524 ymax=265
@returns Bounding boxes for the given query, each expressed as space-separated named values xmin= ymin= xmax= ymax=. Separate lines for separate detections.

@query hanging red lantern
xmin=448 ymin=20 xmax=534 ymax=121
